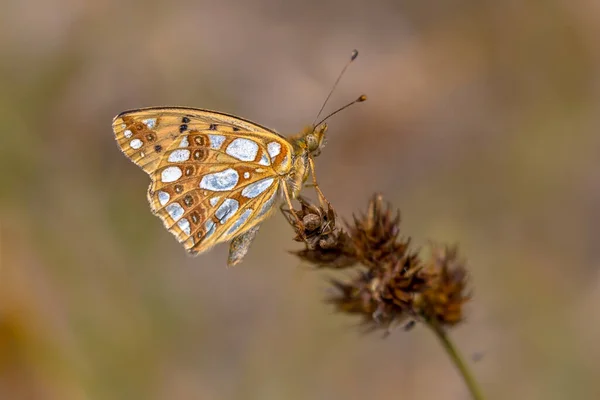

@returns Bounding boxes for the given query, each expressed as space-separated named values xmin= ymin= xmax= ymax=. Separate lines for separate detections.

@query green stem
xmin=427 ymin=318 xmax=486 ymax=400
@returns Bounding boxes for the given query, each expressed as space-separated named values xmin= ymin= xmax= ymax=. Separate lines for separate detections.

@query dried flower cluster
xmin=287 ymin=194 xmax=471 ymax=333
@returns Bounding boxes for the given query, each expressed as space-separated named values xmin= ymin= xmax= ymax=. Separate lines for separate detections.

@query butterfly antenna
xmin=312 ymin=49 xmax=359 ymax=126
xmin=314 ymin=94 xmax=367 ymax=127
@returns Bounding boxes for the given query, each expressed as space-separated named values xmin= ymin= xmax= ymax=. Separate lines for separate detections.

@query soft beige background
xmin=1 ymin=0 xmax=599 ymax=399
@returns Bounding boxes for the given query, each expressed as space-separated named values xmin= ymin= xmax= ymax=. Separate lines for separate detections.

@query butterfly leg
xmin=307 ymin=156 xmax=331 ymax=208
xmin=279 ymin=202 xmax=294 ymax=221
xmin=281 ymin=181 xmax=305 ymax=231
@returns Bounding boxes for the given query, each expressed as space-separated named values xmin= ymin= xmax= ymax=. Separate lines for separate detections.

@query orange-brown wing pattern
xmin=112 ymin=107 xmax=294 ymax=255
xmin=112 ymin=107 xmax=291 ymax=175
xmin=148 ymin=129 xmax=284 ymax=253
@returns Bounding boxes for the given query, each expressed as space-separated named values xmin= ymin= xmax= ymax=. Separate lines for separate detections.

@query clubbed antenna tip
xmin=312 ymin=49 xmax=362 ymax=126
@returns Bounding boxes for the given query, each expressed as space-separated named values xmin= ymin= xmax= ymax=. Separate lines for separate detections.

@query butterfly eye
xmin=306 ymin=134 xmax=319 ymax=152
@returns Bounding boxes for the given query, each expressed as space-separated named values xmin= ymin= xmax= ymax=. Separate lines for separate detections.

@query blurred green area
xmin=1 ymin=0 xmax=599 ymax=399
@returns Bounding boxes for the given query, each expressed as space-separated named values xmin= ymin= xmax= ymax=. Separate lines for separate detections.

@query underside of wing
xmin=112 ymin=106 xmax=293 ymax=176
xmin=151 ymin=175 xmax=280 ymax=255
xmin=114 ymin=108 xmax=296 ymax=255
xmin=148 ymin=141 xmax=282 ymax=255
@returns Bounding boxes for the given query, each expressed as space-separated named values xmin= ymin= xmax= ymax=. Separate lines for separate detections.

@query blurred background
xmin=1 ymin=0 xmax=599 ymax=399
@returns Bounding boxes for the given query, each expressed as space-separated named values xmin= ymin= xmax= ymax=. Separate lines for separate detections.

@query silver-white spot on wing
xmin=208 ymin=134 xmax=226 ymax=149
xmin=215 ymin=198 xmax=239 ymax=223
xmin=241 ymin=178 xmax=274 ymax=199
xmin=130 ymin=139 xmax=143 ymax=149
xmin=161 ymin=166 xmax=182 ymax=183
xmin=166 ymin=202 xmax=184 ymax=221
xmin=143 ymin=118 xmax=157 ymax=129
xmin=209 ymin=196 xmax=221 ymax=207
xmin=158 ymin=191 xmax=170 ymax=206
xmin=179 ymin=136 xmax=189 ymax=148
xmin=124 ymin=129 xmax=133 ymax=138
xmin=226 ymin=138 xmax=259 ymax=161
xmin=258 ymin=189 xmax=278 ymax=217
xmin=205 ymin=220 xmax=216 ymax=238
xmin=227 ymin=209 xmax=253 ymax=234
xmin=199 ymin=168 xmax=239 ymax=191
xmin=267 ymin=142 xmax=281 ymax=159
xmin=168 ymin=149 xmax=191 ymax=162
xmin=177 ymin=218 xmax=191 ymax=235
xmin=258 ymin=153 xmax=270 ymax=166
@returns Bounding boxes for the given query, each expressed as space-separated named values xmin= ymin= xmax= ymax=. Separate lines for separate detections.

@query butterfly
xmin=112 ymin=51 xmax=364 ymax=266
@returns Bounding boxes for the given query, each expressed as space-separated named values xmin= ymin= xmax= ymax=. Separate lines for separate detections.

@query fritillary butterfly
xmin=112 ymin=51 xmax=364 ymax=265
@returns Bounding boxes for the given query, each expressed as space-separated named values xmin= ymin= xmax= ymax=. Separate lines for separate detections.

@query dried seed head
xmin=377 ymin=253 xmax=426 ymax=310
xmin=413 ymin=246 xmax=471 ymax=326
xmin=318 ymin=234 xmax=337 ymax=249
xmin=327 ymin=274 xmax=418 ymax=335
xmin=348 ymin=194 xmax=409 ymax=267
xmin=327 ymin=273 xmax=377 ymax=316
xmin=303 ymin=213 xmax=322 ymax=232
xmin=287 ymin=196 xmax=358 ymax=269
xmin=285 ymin=193 xmax=472 ymax=334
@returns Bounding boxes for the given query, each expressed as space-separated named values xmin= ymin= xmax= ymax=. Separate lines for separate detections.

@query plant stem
xmin=427 ymin=318 xmax=485 ymax=400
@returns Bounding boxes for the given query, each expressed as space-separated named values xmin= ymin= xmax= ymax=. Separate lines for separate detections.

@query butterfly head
xmin=304 ymin=123 xmax=328 ymax=157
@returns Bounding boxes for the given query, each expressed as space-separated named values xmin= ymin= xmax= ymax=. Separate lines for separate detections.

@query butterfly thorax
xmin=285 ymin=124 xmax=327 ymax=198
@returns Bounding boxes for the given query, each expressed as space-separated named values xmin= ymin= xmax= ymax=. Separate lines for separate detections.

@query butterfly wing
xmin=112 ymin=107 xmax=294 ymax=256
xmin=113 ymin=107 xmax=289 ymax=175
